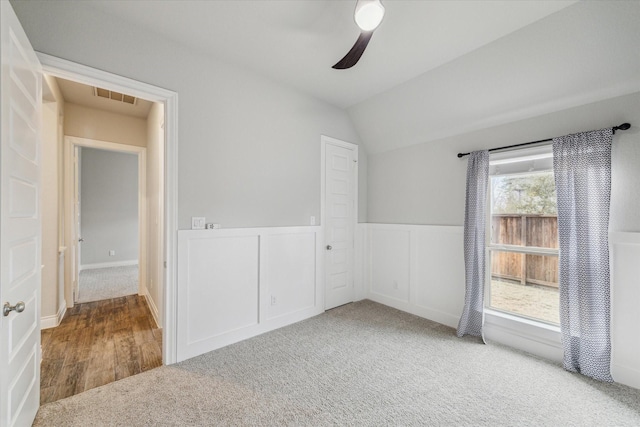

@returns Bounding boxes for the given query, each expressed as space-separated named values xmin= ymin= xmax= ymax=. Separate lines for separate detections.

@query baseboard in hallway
xmin=40 ymin=294 xmax=162 ymax=404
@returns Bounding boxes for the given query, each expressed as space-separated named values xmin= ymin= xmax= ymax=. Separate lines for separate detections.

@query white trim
xmin=609 ymin=231 xmax=640 ymax=389
xmin=484 ymin=309 xmax=562 ymax=362
xmin=144 ymin=291 xmax=160 ymax=329
xmin=488 ymin=244 xmax=558 ymax=256
xmin=79 ymin=260 xmax=139 ymax=271
xmin=320 ymin=135 xmax=358 ymax=310
xmin=38 ymin=53 xmax=179 ymax=365
xmin=41 ymin=303 xmax=67 ymax=330
xmin=65 ymin=136 xmax=147 ymax=299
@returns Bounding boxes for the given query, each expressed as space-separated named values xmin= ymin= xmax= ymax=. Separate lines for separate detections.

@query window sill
xmin=484 ymin=308 xmax=560 ymax=333
xmin=484 ymin=308 xmax=562 ymax=363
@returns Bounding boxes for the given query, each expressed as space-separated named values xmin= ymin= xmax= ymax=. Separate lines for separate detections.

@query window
xmin=487 ymin=147 xmax=559 ymax=325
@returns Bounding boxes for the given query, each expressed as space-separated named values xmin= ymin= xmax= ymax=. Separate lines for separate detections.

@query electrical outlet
xmin=109 ymin=250 xmax=115 ymax=256
xmin=310 ymin=216 xmax=316 ymax=225
xmin=211 ymin=223 xmax=221 ymax=229
xmin=271 ymin=295 xmax=277 ymax=306
xmin=393 ymin=281 xmax=399 ymax=290
xmin=191 ymin=217 xmax=206 ymax=230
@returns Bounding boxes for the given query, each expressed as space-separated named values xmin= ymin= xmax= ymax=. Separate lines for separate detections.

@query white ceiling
xmin=83 ymin=0 xmax=577 ymax=109
xmin=349 ymin=0 xmax=640 ymax=153
xmin=55 ymin=78 xmax=153 ymax=118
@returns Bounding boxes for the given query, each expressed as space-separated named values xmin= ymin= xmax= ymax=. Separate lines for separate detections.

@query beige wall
xmin=41 ymin=75 xmax=65 ymax=322
xmin=65 ymin=102 xmax=147 ymax=147
xmin=146 ymin=102 xmax=164 ymax=324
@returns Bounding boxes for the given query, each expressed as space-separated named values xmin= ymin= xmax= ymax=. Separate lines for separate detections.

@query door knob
xmin=326 ymin=245 xmax=332 ymax=250
xmin=3 ymin=301 xmax=25 ymax=317
xmin=78 ymin=238 xmax=84 ymax=242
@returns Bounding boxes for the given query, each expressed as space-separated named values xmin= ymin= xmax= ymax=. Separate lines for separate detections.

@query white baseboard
xmin=367 ymin=292 xmax=460 ymax=329
xmin=79 ymin=260 xmax=138 ymax=271
xmin=41 ymin=303 xmax=67 ymax=330
xmin=612 ymin=363 xmax=640 ymax=390
xmin=144 ymin=291 xmax=160 ymax=329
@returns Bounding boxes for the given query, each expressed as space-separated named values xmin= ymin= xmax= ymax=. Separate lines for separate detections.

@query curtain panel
xmin=553 ymin=128 xmax=613 ymax=382
xmin=457 ymin=150 xmax=490 ymax=339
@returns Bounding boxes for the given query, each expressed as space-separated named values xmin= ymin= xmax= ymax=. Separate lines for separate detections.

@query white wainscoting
xmin=177 ymin=226 xmax=323 ymax=362
xmin=362 ymin=224 xmax=465 ymax=328
xmin=361 ymin=225 xmax=640 ymax=390
xmin=610 ymin=231 xmax=640 ymax=389
xmin=361 ymin=223 xmax=562 ymax=363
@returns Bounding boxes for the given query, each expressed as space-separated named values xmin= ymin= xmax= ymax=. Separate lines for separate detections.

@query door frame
xmin=38 ymin=53 xmax=179 ymax=364
xmin=64 ymin=136 xmax=147 ymax=300
xmin=320 ymin=135 xmax=358 ymax=309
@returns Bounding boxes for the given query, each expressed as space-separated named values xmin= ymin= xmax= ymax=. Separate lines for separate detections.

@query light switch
xmin=191 ymin=217 xmax=206 ymax=230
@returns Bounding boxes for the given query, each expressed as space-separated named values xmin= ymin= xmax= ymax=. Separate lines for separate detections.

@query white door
xmin=323 ymin=137 xmax=357 ymax=310
xmin=72 ymin=146 xmax=79 ymax=301
xmin=0 ymin=1 xmax=43 ymax=426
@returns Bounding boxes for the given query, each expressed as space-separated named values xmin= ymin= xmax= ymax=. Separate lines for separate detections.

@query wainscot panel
xmin=610 ymin=231 xmax=640 ymax=389
xmin=362 ymin=225 xmax=640 ymax=390
xmin=363 ymin=224 xmax=465 ymax=328
xmin=177 ymin=226 xmax=323 ymax=362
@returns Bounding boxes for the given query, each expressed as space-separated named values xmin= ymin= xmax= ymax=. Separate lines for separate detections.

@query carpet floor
xmin=77 ymin=266 xmax=138 ymax=303
xmin=34 ymin=300 xmax=640 ymax=426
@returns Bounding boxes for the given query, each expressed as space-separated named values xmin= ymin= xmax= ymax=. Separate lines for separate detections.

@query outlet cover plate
xmin=192 ymin=217 xmax=206 ymax=230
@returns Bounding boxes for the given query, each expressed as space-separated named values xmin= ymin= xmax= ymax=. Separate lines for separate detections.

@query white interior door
xmin=0 ymin=1 xmax=43 ymax=426
xmin=323 ymin=137 xmax=357 ymax=310
xmin=72 ymin=146 xmax=79 ymax=301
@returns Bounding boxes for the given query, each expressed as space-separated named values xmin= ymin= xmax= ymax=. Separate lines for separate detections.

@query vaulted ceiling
xmin=16 ymin=0 xmax=640 ymax=155
xmin=78 ymin=0 xmax=577 ymax=109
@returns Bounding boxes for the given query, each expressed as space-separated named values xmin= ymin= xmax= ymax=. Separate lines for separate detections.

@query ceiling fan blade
xmin=332 ymin=31 xmax=374 ymax=70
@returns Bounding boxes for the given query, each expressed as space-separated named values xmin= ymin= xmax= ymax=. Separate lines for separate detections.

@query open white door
xmin=72 ymin=145 xmax=79 ymax=301
xmin=0 ymin=1 xmax=43 ymax=426
xmin=322 ymin=136 xmax=357 ymax=310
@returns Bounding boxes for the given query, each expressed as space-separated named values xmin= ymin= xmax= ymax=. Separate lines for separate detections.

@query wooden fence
xmin=491 ymin=214 xmax=558 ymax=288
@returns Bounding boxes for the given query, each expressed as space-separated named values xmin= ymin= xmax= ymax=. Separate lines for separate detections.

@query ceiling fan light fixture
xmin=354 ymin=0 xmax=385 ymax=32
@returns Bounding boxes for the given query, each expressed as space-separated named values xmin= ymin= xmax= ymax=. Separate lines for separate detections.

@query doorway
xmin=321 ymin=135 xmax=358 ymax=310
xmin=37 ymin=53 xmax=179 ymax=366
xmin=40 ymin=77 xmax=164 ymax=403
xmin=36 ymin=56 xmax=177 ymax=403
xmin=67 ymin=139 xmax=146 ymax=306
xmin=0 ymin=5 xmax=177 ymax=423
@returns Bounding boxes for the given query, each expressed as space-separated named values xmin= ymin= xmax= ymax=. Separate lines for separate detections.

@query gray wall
xmin=367 ymin=92 xmax=640 ymax=233
xmin=80 ymin=147 xmax=139 ymax=266
xmin=11 ymin=1 xmax=367 ymax=229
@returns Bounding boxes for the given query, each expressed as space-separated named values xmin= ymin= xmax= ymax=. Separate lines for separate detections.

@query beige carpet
xmin=35 ymin=300 xmax=640 ymax=426
xmin=77 ymin=265 xmax=138 ymax=303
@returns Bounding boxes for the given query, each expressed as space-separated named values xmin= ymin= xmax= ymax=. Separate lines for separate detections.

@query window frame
xmin=485 ymin=148 xmax=560 ymax=327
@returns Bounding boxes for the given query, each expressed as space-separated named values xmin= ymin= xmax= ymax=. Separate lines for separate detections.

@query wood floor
xmin=40 ymin=295 xmax=162 ymax=404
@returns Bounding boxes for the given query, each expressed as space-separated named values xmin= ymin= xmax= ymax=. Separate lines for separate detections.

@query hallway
xmin=40 ymin=295 xmax=162 ymax=404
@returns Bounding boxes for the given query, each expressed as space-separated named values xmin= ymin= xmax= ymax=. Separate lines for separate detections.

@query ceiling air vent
xmin=94 ymin=87 xmax=137 ymax=105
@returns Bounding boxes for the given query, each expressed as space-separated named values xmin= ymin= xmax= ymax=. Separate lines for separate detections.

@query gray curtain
xmin=553 ymin=128 xmax=613 ymax=382
xmin=457 ymin=150 xmax=490 ymax=339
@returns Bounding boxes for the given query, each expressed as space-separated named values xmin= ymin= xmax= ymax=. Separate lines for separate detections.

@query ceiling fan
xmin=332 ymin=0 xmax=385 ymax=70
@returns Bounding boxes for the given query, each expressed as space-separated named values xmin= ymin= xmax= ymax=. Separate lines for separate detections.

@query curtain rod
xmin=456 ymin=123 xmax=631 ymax=158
